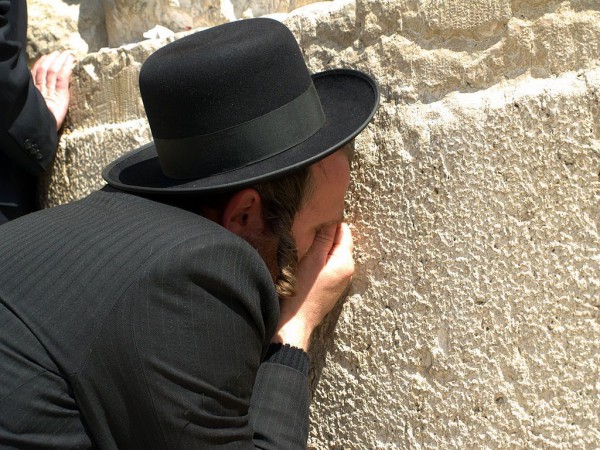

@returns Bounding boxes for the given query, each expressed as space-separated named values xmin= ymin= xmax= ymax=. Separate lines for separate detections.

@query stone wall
xmin=29 ymin=0 xmax=600 ymax=448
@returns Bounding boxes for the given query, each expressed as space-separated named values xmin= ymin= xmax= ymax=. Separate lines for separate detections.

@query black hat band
xmin=155 ymin=83 xmax=326 ymax=179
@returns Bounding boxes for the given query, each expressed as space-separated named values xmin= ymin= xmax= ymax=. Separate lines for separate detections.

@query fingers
xmin=328 ymin=223 xmax=354 ymax=277
xmin=32 ymin=51 xmax=75 ymax=96
xmin=32 ymin=51 xmax=57 ymax=95
xmin=303 ymin=223 xmax=354 ymax=265
xmin=300 ymin=223 xmax=354 ymax=281
xmin=31 ymin=51 xmax=75 ymax=130
xmin=329 ymin=222 xmax=353 ymax=259
xmin=304 ymin=224 xmax=337 ymax=266
xmin=48 ymin=51 xmax=74 ymax=94
xmin=55 ymin=52 xmax=75 ymax=93
xmin=313 ymin=224 xmax=337 ymax=249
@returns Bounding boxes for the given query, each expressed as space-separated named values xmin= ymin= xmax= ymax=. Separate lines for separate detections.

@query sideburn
xmin=243 ymin=230 xmax=280 ymax=284
xmin=244 ymin=225 xmax=299 ymax=299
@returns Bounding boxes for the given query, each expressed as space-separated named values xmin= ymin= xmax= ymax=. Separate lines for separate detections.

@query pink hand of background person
xmin=273 ymin=222 xmax=355 ymax=350
xmin=31 ymin=51 xmax=75 ymax=130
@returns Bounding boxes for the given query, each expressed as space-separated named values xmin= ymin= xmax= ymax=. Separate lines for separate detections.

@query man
xmin=0 ymin=18 xmax=378 ymax=448
xmin=0 ymin=0 xmax=74 ymax=223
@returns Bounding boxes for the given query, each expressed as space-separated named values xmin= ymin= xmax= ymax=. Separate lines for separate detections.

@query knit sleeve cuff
xmin=264 ymin=343 xmax=310 ymax=376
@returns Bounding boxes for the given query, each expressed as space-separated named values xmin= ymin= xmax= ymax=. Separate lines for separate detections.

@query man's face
xmin=291 ymin=149 xmax=351 ymax=262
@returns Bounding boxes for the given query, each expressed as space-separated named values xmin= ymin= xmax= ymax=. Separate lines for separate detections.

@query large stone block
xmin=42 ymin=121 xmax=151 ymax=208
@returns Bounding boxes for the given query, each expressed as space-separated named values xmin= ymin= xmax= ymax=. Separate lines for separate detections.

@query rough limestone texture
xmin=102 ymin=0 xmax=325 ymax=47
xmin=26 ymin=0 xmax=107 ymax=62
xmin=30 ymin=0 xmax=600 ymax=448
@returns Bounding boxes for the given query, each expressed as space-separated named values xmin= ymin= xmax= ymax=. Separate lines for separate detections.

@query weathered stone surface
xmin=78 ymin=0 xmax=109 ymax=53
xmin=42 ymin=121 xmax=151 ymax=206
xmin=309 ymin=67 xmax=600 ymax=448
xmin=26 ymin=0 xmax=91 ymax=62
xmin=420 ymin=0 xmax=512 ymax=39
xmin=66 ymin=39 xmax=162 ymax=129
xmin=32 ymin=0 xmax=600 ymax=447
xmin=102 ymin=0 xmax=328 ymax=47
xmin=101 ymin=0 xmax=195 ymax=47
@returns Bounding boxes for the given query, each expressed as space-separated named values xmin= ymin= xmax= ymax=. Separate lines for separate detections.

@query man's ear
xmin=221 ymin=188 xmax=265 ymax=237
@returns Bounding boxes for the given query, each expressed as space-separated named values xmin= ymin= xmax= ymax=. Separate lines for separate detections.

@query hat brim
xmin=102 ymin=69 xmax=379 ymax=195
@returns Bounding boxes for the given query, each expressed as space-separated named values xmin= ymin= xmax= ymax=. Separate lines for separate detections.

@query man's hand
xmin=272 ymin=223 xmax=355 ymax=350
xmin=31 ymin=51 xmax=75 ymax=130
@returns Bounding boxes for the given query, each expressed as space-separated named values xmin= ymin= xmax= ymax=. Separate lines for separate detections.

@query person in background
xmin=0 ymin=0 xmax=74 ymax=224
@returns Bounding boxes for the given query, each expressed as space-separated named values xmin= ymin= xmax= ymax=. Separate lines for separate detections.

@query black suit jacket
xmin=0 ymin=0 xmax=58 ymax=221
xmin=0 ymin=188 xmax=310 ymax=449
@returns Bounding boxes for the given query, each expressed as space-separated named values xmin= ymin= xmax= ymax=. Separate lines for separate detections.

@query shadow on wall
xmin=78 ymin=0 xmax=108 ymax=52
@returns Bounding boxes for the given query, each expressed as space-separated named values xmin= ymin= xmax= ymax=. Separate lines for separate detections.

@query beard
xmin=242 ymin=231 xmax=280 ymax=283
xmin=243 ymin=229 xmax=300 ymax=299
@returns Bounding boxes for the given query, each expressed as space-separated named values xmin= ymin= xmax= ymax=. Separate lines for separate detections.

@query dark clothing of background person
xmin=0 ymin=0 xmax=59 ymax=224
xmin=0 ymin=187 xmax=310 ymax=449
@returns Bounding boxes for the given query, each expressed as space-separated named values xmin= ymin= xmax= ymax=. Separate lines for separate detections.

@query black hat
xmin=103 ymin=18 xmax=379 ymax=194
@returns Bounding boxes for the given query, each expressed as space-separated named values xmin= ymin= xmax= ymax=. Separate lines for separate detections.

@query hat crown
xmin=102 ymin=18 xmax=379 ymax=194
xmin=139 ymin=18 xmax=313 ymax=140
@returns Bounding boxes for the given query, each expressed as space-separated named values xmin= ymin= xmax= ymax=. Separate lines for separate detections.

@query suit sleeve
xmin=0 ymin=0 xmax=57 ymax=176
xmin=74 ymin=232 xmax=311 ymax=449
xmin=250 ymin=344 xmax=311 ymax=449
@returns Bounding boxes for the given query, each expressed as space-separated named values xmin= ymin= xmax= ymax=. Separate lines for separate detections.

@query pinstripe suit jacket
xmin=0 ymin=187 xmax=310 ymax=449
